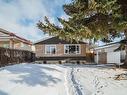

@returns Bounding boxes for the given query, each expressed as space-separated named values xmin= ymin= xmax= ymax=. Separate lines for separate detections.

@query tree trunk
xmin=125 ymin=45 xmax=127 ymax=64
xmin=124 ymin=31 xmax=127 ymax=66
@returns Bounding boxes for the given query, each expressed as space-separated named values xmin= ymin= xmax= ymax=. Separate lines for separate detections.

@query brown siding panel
xmin=35 ymin=44 xmax=87 ymax=57
xmin=35 ymin=45 xmax=44 ymax=57
xmin=81 ymin=44 xmax=86 ymax=56
xmin=57 ymin=44 xmax=64 ymax=55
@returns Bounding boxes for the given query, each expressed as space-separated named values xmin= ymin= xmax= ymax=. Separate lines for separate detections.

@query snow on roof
xmin=94 ymin=41 xmax=120 ymax=50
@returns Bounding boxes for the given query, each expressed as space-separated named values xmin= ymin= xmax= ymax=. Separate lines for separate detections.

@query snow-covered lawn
xmin=0 ymin=63 xmax=127 ymax=95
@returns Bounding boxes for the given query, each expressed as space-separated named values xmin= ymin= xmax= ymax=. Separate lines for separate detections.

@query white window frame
xmin=45 ymin=45 xmax=56 ymax=55
xmin=64 ymin=44 xmax=81 ymax=54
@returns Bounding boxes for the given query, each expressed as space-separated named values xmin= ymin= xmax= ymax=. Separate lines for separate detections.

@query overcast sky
xmin=0 ymin=0 xmax=70 ymax=42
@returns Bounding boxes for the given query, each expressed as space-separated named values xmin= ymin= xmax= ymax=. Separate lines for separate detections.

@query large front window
xmin=64 ymin=44 xmax=80 ymax=54
xmin=45 ymin=45 xmax=56 ymax=54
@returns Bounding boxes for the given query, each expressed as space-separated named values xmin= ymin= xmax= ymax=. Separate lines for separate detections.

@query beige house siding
xmin=35 ymin=44 xmax=86 ymax=57
xmin=0 ymin=31 xmax=32 ymax=51
xmin=0 ymin=39 xmax=32 ymax=50
xmin=0 ymin=41 xmax=10 ymax=48
xmin=0 ymin=39 xmax=15 ymax=48
xmin=0 ymin=28 xmax=32 ymax=51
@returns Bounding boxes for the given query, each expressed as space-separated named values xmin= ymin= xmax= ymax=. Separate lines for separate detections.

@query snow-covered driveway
xmin=0 ymin=63 xmax=127 ymax=95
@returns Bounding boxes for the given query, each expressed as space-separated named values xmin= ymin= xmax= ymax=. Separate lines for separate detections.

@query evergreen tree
xmin=37 ymin=0 xmax=127 ymax=65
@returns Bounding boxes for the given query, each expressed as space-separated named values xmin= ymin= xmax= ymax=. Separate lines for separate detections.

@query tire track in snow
xmin=70 ymin=67 xmax=83 ymax=95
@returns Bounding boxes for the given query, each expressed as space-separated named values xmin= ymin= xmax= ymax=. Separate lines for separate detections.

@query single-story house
xmin=94 ymin=42 xmax=126 ymax=65
xmin=34 ymin=36 xmax=91 ymax=64
xmin=0 ymin=28 xmax=32 ymax=51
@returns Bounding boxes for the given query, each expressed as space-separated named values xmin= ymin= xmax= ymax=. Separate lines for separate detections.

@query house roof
xmin=34 ymin=36 xmax=87 ymax=45
xmin=94 ymin=41 xmax=120 ymax=50
xmin=0 ymin=28 xmax=32 ymax=45
xmin=34 ymin=36 xmax=53 ymax=44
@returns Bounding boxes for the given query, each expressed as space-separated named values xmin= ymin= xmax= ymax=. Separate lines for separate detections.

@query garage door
xmin=107 ymin=51 xmax=120 ymax=64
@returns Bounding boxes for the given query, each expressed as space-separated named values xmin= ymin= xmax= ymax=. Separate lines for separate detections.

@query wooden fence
xmin=0 ymin=47 xmax=35 ymax=67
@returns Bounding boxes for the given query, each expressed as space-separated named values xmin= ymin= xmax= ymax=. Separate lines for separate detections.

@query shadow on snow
xmin=2 ymin=64 xmax=61 ymax=86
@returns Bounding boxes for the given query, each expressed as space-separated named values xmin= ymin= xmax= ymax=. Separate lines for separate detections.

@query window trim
xmin=64 ymin=44 xmax=81 ymax=54
xmin=45 ymin=45 xmax=57 ymax=55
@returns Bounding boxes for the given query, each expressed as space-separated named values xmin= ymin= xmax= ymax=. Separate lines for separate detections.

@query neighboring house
xmin=34 ymin=36 xmax=90 ymax=63
xmin=0 ymin=28 xmax=32 ymax=51
xmin=94 ymin=42 xmax=126 ymax=64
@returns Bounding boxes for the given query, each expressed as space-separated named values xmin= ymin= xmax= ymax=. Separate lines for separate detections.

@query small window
xmin=45 ymin=45 xmax=56 ymax=54
xmin=64 ymin=44 xmax=80 ymax=54
xmin=3 ymin=44 xmax=9 ymax=48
